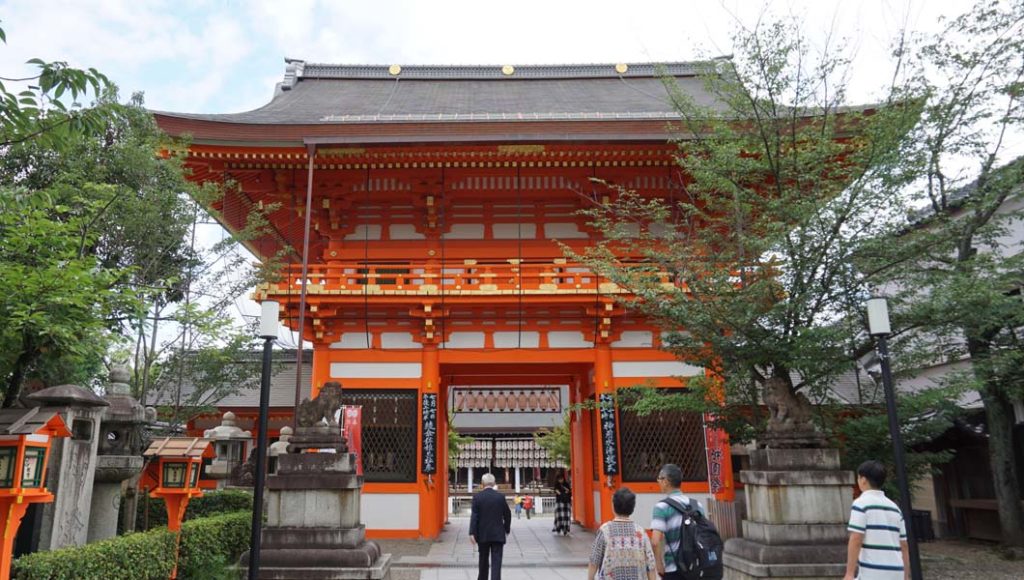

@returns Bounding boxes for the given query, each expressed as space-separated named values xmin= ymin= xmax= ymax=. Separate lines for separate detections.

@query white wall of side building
xmin=362 ymin=494 xmax=420 ymax=530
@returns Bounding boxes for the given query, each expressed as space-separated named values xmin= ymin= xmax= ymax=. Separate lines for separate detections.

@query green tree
xmin=0 ymin=190 xmax=135 ymax=405
xmin=0 ymin=90 xmax=274 ymax=414
xmin=447 ymin=413 xmax=474 ymax=486
xmin=533 ymin=413 xmax=571 ymax=467
xmin=875 ymin=0 xmax=1024 ymax=547
xmin=570 ymin=18 xmax=919 ymax=446
xmin=0 ymin=22 xmax=113 ymax=147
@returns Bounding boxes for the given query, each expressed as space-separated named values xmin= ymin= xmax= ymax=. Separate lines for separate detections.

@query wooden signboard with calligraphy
xmin=421 ymin=393 xmax=437 ymax=474
xmin=703 ymin=413 xmax=726 ymax=496
xmin=598 ymin=393 xmax=619 ymax=475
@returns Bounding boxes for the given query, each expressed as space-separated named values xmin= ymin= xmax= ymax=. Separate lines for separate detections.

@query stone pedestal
xmin=240 ymin=427 xmax=391 ymax=580
xmin=88 ymin=456 xmax=144 ymax=542
xmin=723 ymin=448 xmax=854 ymax=580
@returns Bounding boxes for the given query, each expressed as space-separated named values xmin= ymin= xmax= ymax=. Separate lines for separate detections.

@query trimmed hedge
xmin=12 ymin=528 xmax=176 ymax=580
xmin=128 ymin=488 xmax=253 ymax=532
xmin=14 ymin=511 xmax=251 ymax=580
xmin=178 ymin=511 xmax=251 ymax=579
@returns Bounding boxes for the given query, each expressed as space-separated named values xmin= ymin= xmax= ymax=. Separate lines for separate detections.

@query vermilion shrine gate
xmin=155 ymin=61 xmax=735 ymax=539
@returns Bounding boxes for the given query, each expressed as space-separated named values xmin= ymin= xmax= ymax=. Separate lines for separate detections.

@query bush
xmin=14 ymin=510 xmax=251 ymax=580
xmin=178 ymin=511 xmax=251 ymax=579
xmin=13 ymin=528 xmax=176 ymax=580
xmin=126 ymin=488 xmax=253 ymax=532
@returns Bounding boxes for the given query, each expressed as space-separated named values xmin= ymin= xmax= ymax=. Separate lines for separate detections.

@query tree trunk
xmin=2 ymin=347 xmax=33 ymax=408
xmin=968 ymin=329 xmax=1024 ymax=547
xmin=980 ymin=386 xmax=1024 ymax=547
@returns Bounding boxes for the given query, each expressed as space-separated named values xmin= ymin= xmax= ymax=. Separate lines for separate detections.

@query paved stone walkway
xmin=395 ymin=515 xmax=594 ymax=578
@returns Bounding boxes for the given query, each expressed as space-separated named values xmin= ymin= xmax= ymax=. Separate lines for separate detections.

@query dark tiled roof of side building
xmin=147 ymin=349 xmax=311 ymax=409
xmin=154 ymin=60 xmax=728 ymax=125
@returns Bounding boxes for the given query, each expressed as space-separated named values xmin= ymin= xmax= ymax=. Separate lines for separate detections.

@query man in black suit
xmin=469 ymin=472 xmax=512 ymax=580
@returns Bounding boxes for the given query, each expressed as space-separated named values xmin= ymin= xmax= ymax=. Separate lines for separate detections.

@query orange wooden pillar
xmin=311 ymin=344 xmax=332 ymax=394
xmin=418 ymin=344 xmax=443 ymax=538
xmin=570 ymin=376 xmax=596 ymax=529
xmin=593 ymin=343 xmax=618 ymax=525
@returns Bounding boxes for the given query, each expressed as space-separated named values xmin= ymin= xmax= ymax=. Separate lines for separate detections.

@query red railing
xmin=259 ymin=261 xmax=676 ymax=296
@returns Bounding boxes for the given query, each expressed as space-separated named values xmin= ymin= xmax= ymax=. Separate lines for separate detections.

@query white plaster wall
xmin=612 ymin=331 xmax=654 ymax=348
xmin=493 ymin=331 xmax=540 ymax=348
xmin=330 ymin=362 xmax=422 ymax=378
xmin=632 ymin=492 xmax=712 ymax=530
xmin=362 ymin=494 xmax=420 ymax=529
xmin=381 ymin=332 xmax=421 ymax=349
xmin=344 ymin=224 xmax=382 ymax=240
xmin=442 ymin=332 xmax=485 ymax=349
xmin=544 ymin=223 xmax=588 ymax=239
xmin=330 ymin=334 xmax=371 ymax=349
xmin=548 ymin=331 xmax=592 ymax=348
xmin=443 ymin=224 xmax=485 ymax=239
xmin=612 ymin=361 xmax=703 ymax=378
xmin=493 ymin=223 xmax=537 ymax=239
xmin=389 ymin=224 xmax=425 ymax=240
xmin=593 ymin=491 xmax=602 ymax=525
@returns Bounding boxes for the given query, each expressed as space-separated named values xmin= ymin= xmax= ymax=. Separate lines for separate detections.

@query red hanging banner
xmin=703 ymin=413 xmax=734 ymax=501
xmin=342 ymin=405 xmax=363 ymax=476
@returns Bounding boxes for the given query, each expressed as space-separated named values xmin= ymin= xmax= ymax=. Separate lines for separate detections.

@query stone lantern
xmin=267 ymin=426 xmax=292 ymax=475
xmin=26 ymin=383 xmax=109 ymax=551
xmin=202 ymin=411 xmax=252 ymax=488
xmin=88 ymin=366 xmax=147 ymax=543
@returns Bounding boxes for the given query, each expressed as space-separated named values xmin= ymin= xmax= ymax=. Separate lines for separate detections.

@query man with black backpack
xmin=650 ymin=464 xmax=724 ymax=580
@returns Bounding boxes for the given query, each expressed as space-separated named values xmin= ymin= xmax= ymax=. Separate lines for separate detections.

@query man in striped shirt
xmin=845 ymin=460 xmax=910 ymax=580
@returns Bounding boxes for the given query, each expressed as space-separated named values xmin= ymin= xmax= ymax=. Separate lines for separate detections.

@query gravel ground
xmin=375 ymin=538 xmax=434 ymax=580
xmin=921 ymin=540 xmax=1024 ymax=579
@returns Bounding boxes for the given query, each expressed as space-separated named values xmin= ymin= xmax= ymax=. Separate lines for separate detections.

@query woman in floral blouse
xmin=588 ymin=487 xmax=657 ymax=580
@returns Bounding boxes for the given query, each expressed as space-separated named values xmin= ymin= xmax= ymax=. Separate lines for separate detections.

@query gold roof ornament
xmin=388 ymin=64 xmax=402 ymax=76
xmin=501 ymin=65 xmax=515 ymax=76
xmin=615 ymin=63 xmax=628 ymax=74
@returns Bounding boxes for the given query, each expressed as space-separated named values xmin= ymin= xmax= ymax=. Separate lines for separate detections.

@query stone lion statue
xmin=296 ymin=381 xmax=344 ymax=428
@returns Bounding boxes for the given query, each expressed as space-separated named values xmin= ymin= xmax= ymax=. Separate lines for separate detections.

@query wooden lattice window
xmin=617 ymin=389 xmax=708 ymax=483
xmin=342 ymin=389 xmax=418 ymax=483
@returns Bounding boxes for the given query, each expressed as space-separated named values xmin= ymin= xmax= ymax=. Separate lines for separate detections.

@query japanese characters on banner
xmin=703 ymin=413 xmax=727 ymax=496
xmin=421 ymin=393 xmax=437 ymax=474
xmin=342 ymin=406 xmax=363 ymax=476
xmin=598 ymin=393 xmax=619 ymax=475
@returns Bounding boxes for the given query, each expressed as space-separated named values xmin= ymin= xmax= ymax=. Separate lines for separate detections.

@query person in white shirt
xmin=844 ymin=460 xmax=910 ymax=580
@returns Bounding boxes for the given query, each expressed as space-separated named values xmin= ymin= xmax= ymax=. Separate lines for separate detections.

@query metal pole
xmin=248 ymin=335 xmax=274 ymax=580
xmin=876 ymin=334 xmax=923 ymax=580
xmin=294 ymin=144 xmax=315 ymax=426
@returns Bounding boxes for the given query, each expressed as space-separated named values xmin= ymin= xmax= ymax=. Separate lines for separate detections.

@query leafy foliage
xmin=129 ymin=488 xmax=253 ymax=532
xmin=570 ymin=18 xmax=919 ymax=443
xmin=836 ymin=385 xmax=964 ymax=499
xmin=533 ymin=413 xmax=572 ymax=466
xmin=13 ymin=527 xmax=176 ymax=580
xmin=447 ymin=413 xmax=475 ymax=471
xmin=0 ymin=23 xmax=114 ymax=148
xmin=0 ymin=189 xmax=136 ymax=405
xmin=14 ymin=511 xmax=250 ymax=580
xmin=177 ymin=511 xmax=251 ymax=579
xmin=872 ymin=0 xmax=1024 ymax=545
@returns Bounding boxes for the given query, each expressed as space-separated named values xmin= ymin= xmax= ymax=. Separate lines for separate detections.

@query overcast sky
xmin=0 ymin=0 xmax=975 ymax=115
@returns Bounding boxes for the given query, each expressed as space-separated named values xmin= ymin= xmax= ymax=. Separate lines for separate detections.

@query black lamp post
xmin=248 ymin=300 xmax=278 ymax=580
xmin=866 ymin=296 xmax=922 ymax=580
